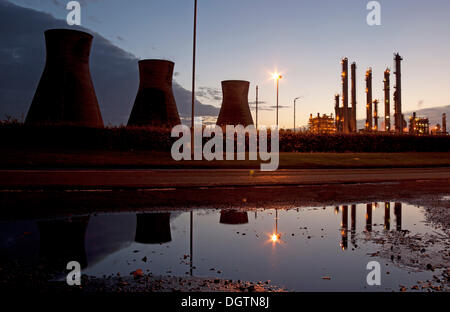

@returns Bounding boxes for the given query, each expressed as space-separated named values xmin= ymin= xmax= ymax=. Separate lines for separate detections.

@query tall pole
xmin=294 ymin=97 xmax=300 ymax=132
xmin=276 ymin=79 xmax=279 ymax=127
xmin=190 ymin=210 xmax=193 ymax=276
xmin=191 ymin=0 xmax=197 ymax=155
xmin=256 ymin=85 xmax=259 ymax=130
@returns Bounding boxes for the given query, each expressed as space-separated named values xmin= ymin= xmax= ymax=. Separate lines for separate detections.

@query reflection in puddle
xmin=0 ymin=202 xmax=446 ymax=291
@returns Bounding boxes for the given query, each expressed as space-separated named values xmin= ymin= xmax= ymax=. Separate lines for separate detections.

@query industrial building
xmin=128 ymin=59 xmax=181 ymax=128
xmin=309 ymin=113 xmax=337 ymax=134
xmin=216 ymin=80 xmax=254 ymax=127
xmin=409 ymin=112 xmax=430 ymax=135
xmin=431 ymin=113 xmax=448 ymax=135
xmin=26 ymin=29 xmax=104 ymax=128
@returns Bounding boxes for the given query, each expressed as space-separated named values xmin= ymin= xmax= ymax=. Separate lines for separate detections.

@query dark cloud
xmin=0 ymin=0 xmax=218 ymax=125
xmin=197 ymin=86 xmax=222 ymax=102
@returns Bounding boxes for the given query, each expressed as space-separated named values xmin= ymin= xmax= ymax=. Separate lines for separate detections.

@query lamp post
xmin=272 ymin=73 xmax=282 ymax=127
xmin=191 ymin=0 xmax=197 ymax=156
xmin=256 ymin=85 xmax=259 ymax=130
xmin=294 ymin=97 xmax=301 ymax=132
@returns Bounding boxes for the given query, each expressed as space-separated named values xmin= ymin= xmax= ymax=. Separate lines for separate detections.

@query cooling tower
xmin=128 ymin=60 xmax=181 ymax=128
xmin=220 ymin=210 xmax=249 ymax=225
xmin=38 ymin=216 xmax=90 ymax=270
xmin=135 ymin=213 xmax=172 ymax=244
xmin=216 ymin=80 xmax=254 ymax=127
xmin=26 ymin=29 xmax=103 ymax=127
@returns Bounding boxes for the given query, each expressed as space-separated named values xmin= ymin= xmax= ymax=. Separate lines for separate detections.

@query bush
xmin=0 ymin=123 xmax=449 ymax=153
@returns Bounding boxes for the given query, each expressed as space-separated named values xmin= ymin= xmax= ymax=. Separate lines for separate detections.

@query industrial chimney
xmin=334 ymin=94 xmax=342 ymax=132
xmin=341 ymin=58 xmax=350 ymax=133
xmin=216 ymin=80 xmax=254 ymax=127
xmin=373 ymin=99 xmax=379 ymax=131
xmin=394 ymin=53 xmax=405 ymax=133
xmin=365 ymin=68 xmax=373 ymax=131
xmin=135 ymin=213 xmax=172 ymax=244
xmin=128 ymin=60 xmax=181 ymax=128
xmin=443 ymin=113 xmax=447 ymax=135
xmin=350 ymin=62 xmax=357 ymax=132
xmin=384 ymin=68 xmax=391 ymax=132
xmin=26 ymin=29 xmax=103 ymax=127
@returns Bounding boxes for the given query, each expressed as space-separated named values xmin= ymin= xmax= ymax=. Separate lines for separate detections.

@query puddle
xmin=0 ymin=202 xmax=447 ymax=292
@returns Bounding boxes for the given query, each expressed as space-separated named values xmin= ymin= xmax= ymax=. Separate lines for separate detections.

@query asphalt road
xmin=0 ymin=168 xmax=449 ymax=189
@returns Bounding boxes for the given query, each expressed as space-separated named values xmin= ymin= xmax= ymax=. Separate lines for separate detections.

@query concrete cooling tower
xmin=128 ymin=60 xmax=181 ymax=128
xmin=135 ymin=213 xmax=172 ymax=244
xmin=26 ymin=29 xmax=103 ymax=127
xmin=216 ymin=80 xmax=254 ymax=127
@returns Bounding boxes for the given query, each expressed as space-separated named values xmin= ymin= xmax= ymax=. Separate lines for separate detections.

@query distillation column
xmin=384 ymin=68 xmax=391 ymax=132
xmin=365 ymin=68 xmax=373 ymax=131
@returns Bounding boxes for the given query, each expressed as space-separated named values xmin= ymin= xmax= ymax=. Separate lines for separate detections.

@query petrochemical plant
xmin=25 ymin=29 xmax=447 ymax=136
xmin=311 ymin=53 xmax=448 ymax=136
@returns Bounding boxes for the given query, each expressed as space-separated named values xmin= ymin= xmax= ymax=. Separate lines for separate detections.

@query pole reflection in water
xmin=394 ymin=203 xmax=402 ymax=231
xmin=366 ymin=204 xmax=373 ymax=232
xmin=190 ymin=211 xmax=193 ymax=277
xmin=38 ymin=216 xmax=90 ymax=271
xmin=384 ymin=202 xmax=391 ymax=230
xmin=340 ymin=206 xmax=348 ymax=250
xmin=351 ymin=204 xmax=357 ymax=247
xmin=135 ymin=213 xmax=172 ymax=244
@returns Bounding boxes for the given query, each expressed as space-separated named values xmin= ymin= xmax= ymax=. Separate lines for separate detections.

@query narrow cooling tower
xmin=135 ymin=213 xmax=172 ymax=244
xmin=216 ymin=80 xmax=254 ymax=127
xmin=26 ymin=29 xmax=103 ymax=127
xmin=38 ymin=216 xmax=90 ymax=270
xmin=128 ymin=60 xmax=181 ymax=128
xmin=220 ymin=210 xmax=249 ymax=225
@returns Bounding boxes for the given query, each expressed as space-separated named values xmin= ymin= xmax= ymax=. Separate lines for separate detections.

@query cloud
xmin=0 ymin=0 xmax=218 ymax=125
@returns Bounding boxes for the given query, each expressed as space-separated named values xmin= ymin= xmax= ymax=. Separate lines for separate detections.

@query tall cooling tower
xmin=128 ymin=60 xmax=181 ymax=128
xmin=216 ymin=80 xmax=254 ymax=127
xmin=26 ymin=29 xmax=103 ymax=127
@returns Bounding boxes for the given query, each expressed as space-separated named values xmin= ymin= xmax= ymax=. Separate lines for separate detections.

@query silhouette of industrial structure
xmin=135 ymin=213 xmax=172 ymax=244
xmin=309 ymin=113 xmax=336 ymax=134
xmin=393 ymin=53 xmax=406 ymax=133
xmin=339 ymin=202 xmax=403 ymax=251
xmin=335 ymin=58 xmax=357 ymax=133
xmin=26 ymin=29 xmax=103 ymax=127
xmin=365 ymin=68 xmax=373 ymax=131
xmin=128 ymin=60 xmax=181 ymax=128
xmin=384 ymin=68 xmax=391 ymax=132
xmin=23 ymin=31 xmax=448 ymax=137
xmin=216 ymin=80 xmax=254 ymax=127
xmin=220 ymin=210 xmax=249 ymax=225
xmin=409 ymin=112 xmax=430 ymax=135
